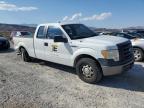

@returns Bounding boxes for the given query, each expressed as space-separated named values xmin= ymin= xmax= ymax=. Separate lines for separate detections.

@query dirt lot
xmin=0 ymin=48 xmax=144 ymax=108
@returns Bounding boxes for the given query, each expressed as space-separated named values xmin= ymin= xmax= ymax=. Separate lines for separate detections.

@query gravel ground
xmin=0 ymin=48 xmax=144 ymax=108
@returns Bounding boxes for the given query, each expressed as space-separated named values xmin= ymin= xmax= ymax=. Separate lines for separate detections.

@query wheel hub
xmin=134 ymin=50 xmax=142 ymax=60
xmin=82 ymin=65 xmax=94 ymax=78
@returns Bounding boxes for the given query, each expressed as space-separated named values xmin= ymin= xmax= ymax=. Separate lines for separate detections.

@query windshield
xmin=111 ymin=33 xmax=137 ymax=39
xmin=127 ymin=32 xmax=143 ymax=38
xmin=20 ymin=32 xmax=33 ymax=37
xmin=62 ymin=24 xmax=98 ymax=39
xmin=136 ymin=32 xmax=144 ymax=36
xmin=21 ymin=32 xmax=32 ymax=36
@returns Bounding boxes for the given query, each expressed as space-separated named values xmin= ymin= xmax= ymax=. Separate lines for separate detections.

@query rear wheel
xmin=76 ymin=58 xmax=102 ymax=84
xmin=20 ymin=48 xmax=31 ymax=62
xmin=133 ymin=48 xmax=144 ymax=62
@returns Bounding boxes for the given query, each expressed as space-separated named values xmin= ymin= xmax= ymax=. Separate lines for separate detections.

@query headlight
xmin=101 ymin=49 xmax=119 ymax=61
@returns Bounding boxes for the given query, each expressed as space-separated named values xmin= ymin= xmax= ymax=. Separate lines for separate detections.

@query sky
xmin=0 ymin=0 xmax=144 ymax=28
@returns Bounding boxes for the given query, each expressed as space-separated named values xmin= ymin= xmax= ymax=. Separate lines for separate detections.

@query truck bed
xmin=13 ymin=36 xmax=35 ymax=57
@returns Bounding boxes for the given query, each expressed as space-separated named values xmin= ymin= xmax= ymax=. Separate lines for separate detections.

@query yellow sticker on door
xmin=52 ymin=44 xmax=58 ymax=51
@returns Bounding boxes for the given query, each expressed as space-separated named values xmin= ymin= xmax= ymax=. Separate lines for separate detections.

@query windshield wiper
xmin=73 ymin=36 xmax=88 ymax=39
xmin=73 ymin=35 xmax=96 ymax=40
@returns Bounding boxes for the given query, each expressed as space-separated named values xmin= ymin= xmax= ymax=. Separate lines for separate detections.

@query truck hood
xmin=80 ymin=35 xmax=128 ymax=45
xmin=71 ymin=35 xmax=129 ymax=50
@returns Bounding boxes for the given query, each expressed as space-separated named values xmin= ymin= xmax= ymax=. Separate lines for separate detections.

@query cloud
xmin=82 ymin=12 xmax=112 ymax=21
xmin=63 ymin=16 xmax=69 ymax=21
xmin=0 ymin=1 xmax=38 ymax=11
xmin=62 ymin=12 xmax=112 ymax=22
xmin=62 ymin=13 xmax=82 ymax=21
xmin=0 ymin=1 xmax=5 ymax=3
xmin=69 ymin=13 xmax=82 ymax=21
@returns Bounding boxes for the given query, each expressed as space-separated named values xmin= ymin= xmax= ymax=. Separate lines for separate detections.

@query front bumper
xmin=101 ymin=60 xmax=134 ymax=76
xmin=99 ymin=41 xmax=134 ymax=76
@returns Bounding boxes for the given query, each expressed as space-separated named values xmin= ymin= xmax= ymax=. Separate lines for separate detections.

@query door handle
xmin=44 ymin=42 xmax=48 ymax=46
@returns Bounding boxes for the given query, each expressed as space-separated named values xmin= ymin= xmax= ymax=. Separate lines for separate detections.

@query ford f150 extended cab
xmin=13 ymin=23 xmax=134 ymax=83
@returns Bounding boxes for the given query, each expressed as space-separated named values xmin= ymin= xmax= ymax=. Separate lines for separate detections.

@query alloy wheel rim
xmin=134 ymin=50 xmax=142 ymax=60
xmin=81 ymin=65 xmax=94 ymax=78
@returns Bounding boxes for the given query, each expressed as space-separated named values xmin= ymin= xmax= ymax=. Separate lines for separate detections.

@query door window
xmin=47 ymin=26 xmax=63 ymax=39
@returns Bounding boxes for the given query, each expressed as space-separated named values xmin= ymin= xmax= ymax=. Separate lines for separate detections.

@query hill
xmin=0 ymin=23 xmax=36 ymax=39
xmin=0 ymin=23 xmax=36 ymax=32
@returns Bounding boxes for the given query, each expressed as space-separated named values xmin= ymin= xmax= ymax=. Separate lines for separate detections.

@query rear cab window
xmin=37 ymin=26 xmax=46 ymax=39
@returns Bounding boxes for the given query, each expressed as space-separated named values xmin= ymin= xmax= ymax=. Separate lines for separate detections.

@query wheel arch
xmin=19 ymin=46 xmax=29 ymax=55
xmin=133 ymin=46 xmax=144 ymax=53
xmin=74 ymin=54 xmax=102 ymax=70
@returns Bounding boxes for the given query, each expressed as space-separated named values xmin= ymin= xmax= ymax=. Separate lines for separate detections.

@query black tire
xmin=133 ymin=48 xmax=144 ymax=62
xmin=76 ymin=58 xmax=102 ymax=84
xmin=20 ymin=48 xmax=31 ymax=62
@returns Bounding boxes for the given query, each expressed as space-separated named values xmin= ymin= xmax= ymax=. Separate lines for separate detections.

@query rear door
xmin=34 ymin=26 xmax=47 ymax=60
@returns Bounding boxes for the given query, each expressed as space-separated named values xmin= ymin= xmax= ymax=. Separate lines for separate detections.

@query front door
xmin=44 ymin=26 xmax=73 ymax=65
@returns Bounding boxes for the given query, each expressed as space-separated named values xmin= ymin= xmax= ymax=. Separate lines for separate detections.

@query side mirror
xmin=54 ymin=36 xmax=68 ymax=43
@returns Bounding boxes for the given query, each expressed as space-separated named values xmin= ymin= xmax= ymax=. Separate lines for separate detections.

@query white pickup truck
xmin=13 ymin=23 xmax=134 ymax=83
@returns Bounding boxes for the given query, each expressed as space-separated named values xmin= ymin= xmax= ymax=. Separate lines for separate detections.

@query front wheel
xmin=76 ymin=58 xmax=103 ymax=84
xmin=133 ymin=48 xmax=144 ymax=62
xmin=20 ymin=48 xmax=31 ymax=62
